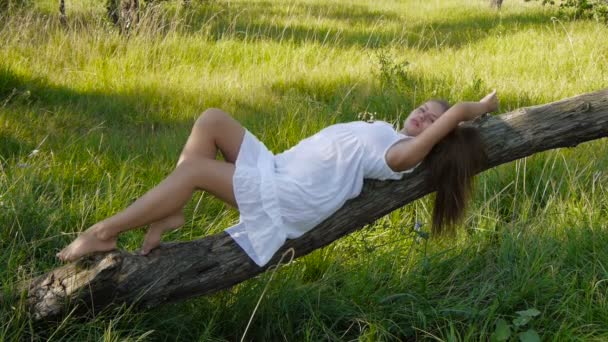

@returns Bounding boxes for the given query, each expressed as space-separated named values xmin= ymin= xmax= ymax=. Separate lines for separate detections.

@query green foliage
xmin=375 ymin=51 xmax=413 ymax=95
xmin=493 ymin=319 xmax=512 ymax=341
xmin=490 ymin=308 xmax=541 ymax=340
xmin=1 ymin=0 xmax=608 ymax=340
xmin=518 ymin=329 xmax=541 ymax=342
xmin=538 ymin=0 xmax=608 ymax=23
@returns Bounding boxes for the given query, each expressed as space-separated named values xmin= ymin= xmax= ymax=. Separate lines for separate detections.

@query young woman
xmin=57 ymin=90 xmax=498 ymax=266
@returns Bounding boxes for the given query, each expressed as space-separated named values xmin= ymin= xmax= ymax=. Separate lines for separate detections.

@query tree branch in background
xmin=106 ymin=0 xmax=139 ymax=33
xmin=59 ymin=0 xmax=66 ymax=26
xmin=491 ymin=0 xmax=504 ymax=9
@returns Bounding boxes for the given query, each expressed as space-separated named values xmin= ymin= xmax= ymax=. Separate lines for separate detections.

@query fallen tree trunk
xmin=14 ymin=88 xmax=608 ymax=320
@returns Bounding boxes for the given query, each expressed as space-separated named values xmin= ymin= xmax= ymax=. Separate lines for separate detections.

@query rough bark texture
xmin=106 ymin=0 xmax=139 ymax=33
xmin=491 ymin=0 xmax=504 ymax=9
xmin=12 ymin=89 xmax=608 ymax=320
xmin=59 ymin=0 xmax=67 ymax=26
xmin=121 ymin=0 xmax=139 ymax=32
xmin=107 ymin=0 xmax=119 ymax=26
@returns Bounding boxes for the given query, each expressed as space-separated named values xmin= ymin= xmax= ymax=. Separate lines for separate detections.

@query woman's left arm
xmin=388 ymin=91 xmax=498 ymax=172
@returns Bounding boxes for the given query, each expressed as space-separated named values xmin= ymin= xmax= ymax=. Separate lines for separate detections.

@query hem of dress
xmin=228 ymin=129 xmax=286 ymax=267
xmin=226 ymin=222 xmax=287 ymax=267
xmin=225 ymin=223 xmax=265 ymax=267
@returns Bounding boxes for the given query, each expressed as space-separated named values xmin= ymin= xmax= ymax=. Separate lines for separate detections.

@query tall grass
xmin=1 ymin=0 xmax=608 ymax=340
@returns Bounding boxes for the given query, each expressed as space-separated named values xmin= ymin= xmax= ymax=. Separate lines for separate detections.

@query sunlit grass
xmin=2 ymin=0 xmax=608 ymax=340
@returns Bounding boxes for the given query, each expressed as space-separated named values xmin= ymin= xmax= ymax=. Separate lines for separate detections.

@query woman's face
xmin=403 ymin=101 xmax=447 ymax=136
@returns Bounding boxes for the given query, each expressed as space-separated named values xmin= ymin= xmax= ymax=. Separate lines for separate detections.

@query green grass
xmin=2 ymin=0 xmax=608 ymax=340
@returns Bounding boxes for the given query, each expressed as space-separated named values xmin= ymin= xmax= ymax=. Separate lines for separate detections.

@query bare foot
xmin=56 ymin=225 xmax=117 ymax=262
xmin=140 ymin=213 xmax=185 ymax=255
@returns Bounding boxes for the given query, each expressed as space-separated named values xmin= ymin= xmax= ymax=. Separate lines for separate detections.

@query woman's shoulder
xmin=324 ymin=120 xmax=404 ymax=137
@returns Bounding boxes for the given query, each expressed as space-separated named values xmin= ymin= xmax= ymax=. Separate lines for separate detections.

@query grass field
xmin=1 ymin=0 xmax=608 ymax=340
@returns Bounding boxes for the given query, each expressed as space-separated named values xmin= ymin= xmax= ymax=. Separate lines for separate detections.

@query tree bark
xmin=120 ymin=0 xmax=139 ymax=33
xmin=106 ymin=0 xmax=138 ymax=33
xmin=59 ymin=0 xmax=67 ymax=26
xmin=107 ymin=0 xmax=119 ymax=26
xmin=10 ymin=88 xmax=608 ymax=321
xmin=491 ymin=0 xmax=503 ymax=9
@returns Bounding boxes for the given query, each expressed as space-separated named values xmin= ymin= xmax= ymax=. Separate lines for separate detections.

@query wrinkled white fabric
xmin=225 ymin=120 xmax=418 ymax=266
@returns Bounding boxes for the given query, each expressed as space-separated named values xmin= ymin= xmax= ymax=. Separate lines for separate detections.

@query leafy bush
xmin=375 ymin=51 xmax=413 ymax=95
xmin=491 ymin=308 xmax=542 ymax=342
xmin=538 ymin=0 xmax=608 ymax=24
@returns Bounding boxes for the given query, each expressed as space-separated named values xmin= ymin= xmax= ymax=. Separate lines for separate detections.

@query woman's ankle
xmin=92 ymin=223 xmax=116 ymax=241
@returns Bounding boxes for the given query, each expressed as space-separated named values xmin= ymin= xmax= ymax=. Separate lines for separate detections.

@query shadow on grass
xmin=13 ymin=0 xmax=558 ymax=52
xmin=39 ymin=0 xmax=557 ymax=51
xmin=0 ymin=132 xmax=34 ymax=160
xmin=0 ymin=66 xmax=186 ymax=129
xmin=0 ymin=55 xmax=547 ymax=145
xmin=169 ymin=0 xmax=555 ymax=50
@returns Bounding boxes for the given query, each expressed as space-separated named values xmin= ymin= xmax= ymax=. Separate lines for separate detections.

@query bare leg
xmin=140 ymin=212 xmax=186 ymax=255
xmin=57 ymin=158 xmax=238 ymax=261
xmin=139 ymin=108 xmax=246 ymax=254
xmin=57 ymin=109 xmax=246 ymax=261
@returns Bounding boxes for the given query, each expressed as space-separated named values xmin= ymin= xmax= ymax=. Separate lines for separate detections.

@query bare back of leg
xmin=57 ymin=108 xmax=248 ymax=261
xmin=179 ymin=108 xmax=246 ymax=164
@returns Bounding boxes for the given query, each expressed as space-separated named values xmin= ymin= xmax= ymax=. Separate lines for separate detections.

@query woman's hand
xmin=479 ymin=89 xmax=499 ymax=113
xmin=457 ymin=90 xmax=499 ymax=121
xmin=453 ymin=90 xmax=499 ymax=122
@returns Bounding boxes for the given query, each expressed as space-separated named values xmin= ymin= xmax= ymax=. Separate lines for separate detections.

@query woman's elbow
xmin=391 ymin=152 xmax=423 ymax=172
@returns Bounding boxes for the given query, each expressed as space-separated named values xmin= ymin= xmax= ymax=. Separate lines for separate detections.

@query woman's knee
xmin=174 ymin=158 xmax=205 ymax=183
xmin=190 ymin=108 xmax=244 ymax=164
xmin=195 ymin=108 xmax=229 ymax=128
xmin=176 ymin=157 xmax=236 ymax=205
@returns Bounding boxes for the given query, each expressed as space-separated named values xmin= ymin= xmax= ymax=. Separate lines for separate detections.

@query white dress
xmin=225 ymin=120 xmax=419 ymax=266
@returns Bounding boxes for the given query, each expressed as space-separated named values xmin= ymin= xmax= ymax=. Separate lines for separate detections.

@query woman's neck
xmin=398 ymin=126 xmax=410 ymax=136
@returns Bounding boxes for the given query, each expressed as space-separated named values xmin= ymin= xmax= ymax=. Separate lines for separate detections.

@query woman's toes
xmin=56 ymin=229 xmax=117 ymax=262
xmin=141 ymin=229 xmax=162 ymax=255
